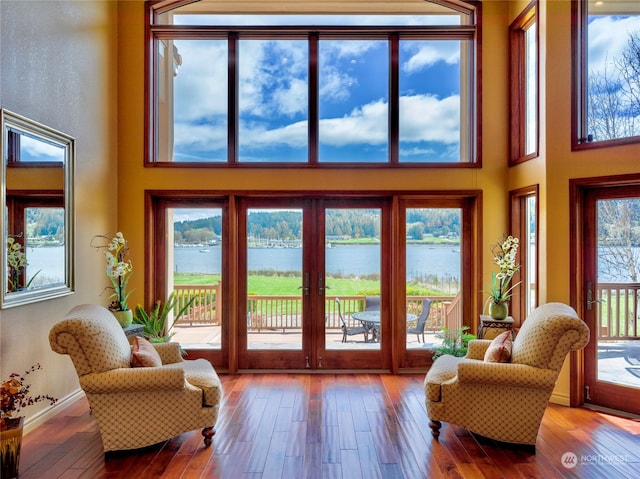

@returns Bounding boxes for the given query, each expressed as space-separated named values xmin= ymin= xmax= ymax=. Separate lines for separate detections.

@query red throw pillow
xmin=483 ymin=330 xmax=513 ymax=363
xmin=131 ymin=336 xmax=162 ymax=367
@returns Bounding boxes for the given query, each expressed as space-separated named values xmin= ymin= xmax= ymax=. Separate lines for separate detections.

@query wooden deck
xmin=18 ymin=373 xmax=640 ymax=478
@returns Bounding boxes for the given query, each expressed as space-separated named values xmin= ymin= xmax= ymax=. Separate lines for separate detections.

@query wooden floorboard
xmin=19 ymin=373 xmax=640 ymax=479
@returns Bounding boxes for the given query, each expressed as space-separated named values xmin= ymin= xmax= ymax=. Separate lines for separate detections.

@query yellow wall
xmin=117 ymin=0 xmax=511 ymax=304
xmin=0 ymin=0 xmax=118 ymax=432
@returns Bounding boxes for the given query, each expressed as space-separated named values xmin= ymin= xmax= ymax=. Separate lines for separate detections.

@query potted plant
xmin=484 ymin=235 xmax=520 ymax=319
xmin=432 ymin=326 xmax=476 ymax=360
xmin=1 ymin=364 xmax=57 ymax=478
xmin=133 ymin=294 xmax=196 ymax=343
xmin=91 ymin=232 xmax=134 ymax=327
xmin=6 ymin=236 xmax=40 ymax=292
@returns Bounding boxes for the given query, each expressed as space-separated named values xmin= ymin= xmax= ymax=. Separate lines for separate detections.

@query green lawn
xmin=174 ymin=272 xmax=447 ymax=296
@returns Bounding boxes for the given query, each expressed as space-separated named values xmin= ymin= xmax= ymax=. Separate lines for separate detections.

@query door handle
xmin=586 ymin=281 xmax=605 ymax=310
xmin=298 ymin=272 xmax=310 ymax=296
xmin=318 ymin=273 xmax=324 ymax=295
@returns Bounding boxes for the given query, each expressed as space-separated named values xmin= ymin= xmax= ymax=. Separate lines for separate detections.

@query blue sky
xmin=169 ymin=14 xmax=464 ymax=163
xmin=166 ymin=12 xmax=640 ymax=164
xmin=19 ymin=134 xmax=65 ymax=162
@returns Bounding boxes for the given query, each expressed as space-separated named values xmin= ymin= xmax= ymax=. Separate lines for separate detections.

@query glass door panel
xmin=324 ymin=207 xmax=382 ymax=350
xmin=246 ymin=208 xmax=303 ymax=351
xmin=405 ymin=208 xmax=461 ymax=350
xmin=166 ymin=207 xmax=223 ymax=350
xmin=583 ymin=191 xmax=640 ymax=415
xmin=594 ymin=198 xmax=640 ymax=390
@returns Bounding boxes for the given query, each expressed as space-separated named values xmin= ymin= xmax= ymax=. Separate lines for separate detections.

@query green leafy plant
xmin=6 ymin=236 xmax=40 ymax=292
xmin=133 ymin=294 xmax=196 ymax=343
xmin=432 ymin=326 xmax=476 ymax=360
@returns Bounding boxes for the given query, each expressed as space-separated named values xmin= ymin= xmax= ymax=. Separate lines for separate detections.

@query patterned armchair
xmin=49 ymin=304 xmax=223 ymax=452
xmin=424 ymin=302 xmax=589 ymax=447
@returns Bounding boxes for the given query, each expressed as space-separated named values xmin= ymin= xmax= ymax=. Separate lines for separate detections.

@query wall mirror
xmin=1 ymin=109 xmax=75 ymax=308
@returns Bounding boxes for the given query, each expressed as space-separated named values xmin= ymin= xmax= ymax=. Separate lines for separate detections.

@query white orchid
xmin=485 ymin=235 xmax=521 ymax=305
xmin=92 ymin=232 xmax=134 ymax=311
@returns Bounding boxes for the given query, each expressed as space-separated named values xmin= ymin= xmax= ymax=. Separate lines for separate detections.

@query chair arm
xmin=80 ymin=367 xmax=186 ymax=394
xmin=456 ymin=361 xmax=558 ymax=389
xmin=466 ymin=340 xmax=492 ymax=360
xmin=152 ymin=342 xmax=184 ymax=364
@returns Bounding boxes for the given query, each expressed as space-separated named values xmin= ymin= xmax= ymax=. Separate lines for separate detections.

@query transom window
xmin=147 ymin=0 xmax=480 ymax=166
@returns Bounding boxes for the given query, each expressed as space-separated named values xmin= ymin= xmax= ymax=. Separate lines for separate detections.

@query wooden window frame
xmin=509 ymin=184 xmax=538 ymax=327
xmin=144 ymin=0 xmax=482 ymax=168
xmin=571 ymin=0 xmax=640 ymax=150
xmin=509 ymin=1 xmax=538 ymax=165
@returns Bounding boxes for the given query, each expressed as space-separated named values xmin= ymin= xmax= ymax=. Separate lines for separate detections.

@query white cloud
xmin=399 ymin=94 xmax=460 ymax=144
xmin=319 ymin=70 xmax=356 ymax=103
xmin=402 ymin=41 xmax=460 ymax=73
xmin=588 ymin=16 xmax=640 ymax=76
xmin=174 ymin=40 xmax=228 ymax=121
xmin=175 ymin=92 xmax=460 ymax=154
xmin=320 ymin=99 xmax=389 ymax=146
xmin=174 ymin=122 xmax=227 ymax=151
xmin=21 ymin=135 xmax=64 ymax=161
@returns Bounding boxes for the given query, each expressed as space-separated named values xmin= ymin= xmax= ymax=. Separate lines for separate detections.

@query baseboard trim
xmin=549 ymin=392 xmax=570 ymax=406
xmin=582 ymin=403 xmax=640 ymax=421
xmin=24 ymin=389 xmax=85 ymax=435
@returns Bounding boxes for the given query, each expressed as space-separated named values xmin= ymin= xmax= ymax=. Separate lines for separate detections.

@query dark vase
xmin=1 ymin=417 xmax=24 ymax=479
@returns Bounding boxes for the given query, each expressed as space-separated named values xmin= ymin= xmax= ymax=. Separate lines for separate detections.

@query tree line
xmin=173 ymin=208 xmax=461 ymax=244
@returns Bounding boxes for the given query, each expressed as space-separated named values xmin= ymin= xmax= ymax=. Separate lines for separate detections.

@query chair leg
xmin=202 ymin=426 xmax=215 ymax=447
xmin=429 ymin=420 xmax=441 ymax=439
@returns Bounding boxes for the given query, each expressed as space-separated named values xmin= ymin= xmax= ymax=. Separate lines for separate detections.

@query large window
xmin=510 ymin=186 xmax=538 ymax=326
xmin=147 ymin=1 xmax=480 ymax=166
xmin=509 ymin=2 xmax=538 ymax=164
xmin=574 ymin=0 xmax=640 ymax=148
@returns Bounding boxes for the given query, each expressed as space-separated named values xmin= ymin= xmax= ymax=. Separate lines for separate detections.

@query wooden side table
xmin=477 ymin=315 xmax=515 ymax=340
xmin=123 ymin=324 xmax=144 ymax=342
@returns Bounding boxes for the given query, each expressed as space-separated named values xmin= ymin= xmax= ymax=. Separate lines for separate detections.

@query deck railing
xmin=168 ymin=283 xmax=640 ymax=341
xmin=174 ymin=283 xmax=222 ymax=325
xmin=596 ymin=283 xmax=640 ymax=340
xmin=173 ymin=284 xmax=459 ymax=332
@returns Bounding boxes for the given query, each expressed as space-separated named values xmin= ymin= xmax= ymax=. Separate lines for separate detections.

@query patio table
xmin=351 ymin=311 xmax=417 ymax=342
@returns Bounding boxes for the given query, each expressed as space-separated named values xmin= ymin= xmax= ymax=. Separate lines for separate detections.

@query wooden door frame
xmin=147 ymin=189 xmax=481 ymax=374
xmin=570 ymin=173 xmax=640 ymax=410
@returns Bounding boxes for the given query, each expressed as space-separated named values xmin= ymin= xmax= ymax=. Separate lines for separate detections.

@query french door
xmin=583 ymin=186 xmax=640 ymax=414
xmin=237 ymin=197 xmax=390 ymax=370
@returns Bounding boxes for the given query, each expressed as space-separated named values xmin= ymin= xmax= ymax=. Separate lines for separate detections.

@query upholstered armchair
xmin=49 ymin=304 xmax=223 ymax=452
xmin=424 ymin=302 xmax=589 ymax=447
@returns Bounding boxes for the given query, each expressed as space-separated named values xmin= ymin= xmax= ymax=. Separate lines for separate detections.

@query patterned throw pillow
xmin=484 ymin=330 xmax=513 ymax=363
xmin=131 ymin=336 xmax=162 ymax=367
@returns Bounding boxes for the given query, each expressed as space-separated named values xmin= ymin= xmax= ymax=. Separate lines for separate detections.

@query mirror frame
xmin=1 ymin=109 xmax=75 ymax=308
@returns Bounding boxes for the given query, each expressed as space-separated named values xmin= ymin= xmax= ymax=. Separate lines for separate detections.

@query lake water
xmin=174 ymin=244 xmax=462 ymax=280
xmin=24 ymin=246 xmax=65 ymax=284
xmin=23 ymin=244 xmax=629 ymax=286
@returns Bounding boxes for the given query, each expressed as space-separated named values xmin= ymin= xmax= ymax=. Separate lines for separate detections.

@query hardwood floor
xmin=19 ymin=374 xmax=640 ymax=478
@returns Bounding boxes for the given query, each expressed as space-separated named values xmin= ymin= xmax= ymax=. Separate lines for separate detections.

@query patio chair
xmin=336 ymin=298 xmax=368 ymax=343
xmin=408 ymin=298 xmax=432 ymax=343
xmin=365 ymin=295 xmax=381 ymax=311
xmin=49 ymin=304 xmax=223 ymax=452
